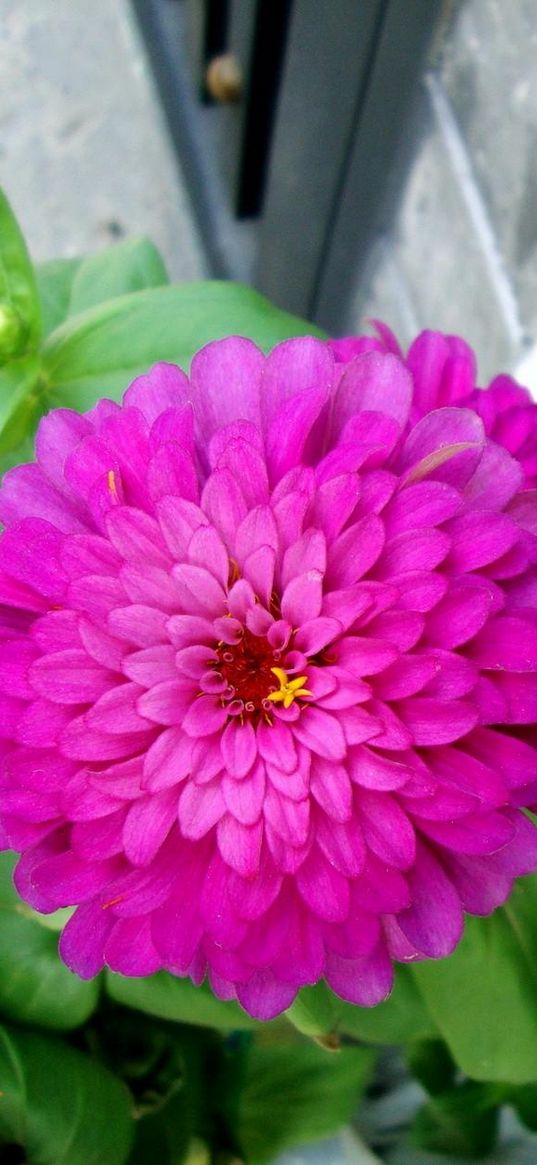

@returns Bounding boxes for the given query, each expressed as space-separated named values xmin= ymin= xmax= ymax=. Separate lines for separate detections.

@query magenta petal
xmin=123 ymin=790 xmax=178 ymax=865
xmin=142 ymin=728 xmax=194 ymax=791
xmin=105 ymin=915 xmax=162 ymax=975
xmin=265 ymin=386 xmax=329 ymax=483
xmin=296 ymin=845 xmax=349 ymax=922
xmin=190 ymin=337 xmax=264 ymax=440
xmin=178 ymin=778 xmax=225 ymax=838
xmin=217 ymin=815 xmax=263 ymax=876
xmin=325 ymin=942 xmax=393 ymax=1007
xmin=281 ymin=570 xmax=323 ymax=626
xmin=221 ymin=720 xmax=257 ymax=779
xmin=29 ymin=650 xmax=114 ymax=705
xmin=223 ymin=760 xmax=265 ymax=823
xmin=123 ymin=361 xmax=190 ymax=421
xmin=237 ymin=970 xmax=297 ymax=1020
xmin=397 ymin=697 xmax=478 ymax=745
xmin=87 ymin=682 xmax=152 ymax=734
xmin=292 ymin=707 xmax=347 ymax=760
xmin=59 ymin=900 xmax=114 ymax=978
xmin=310 ymin=758 xmax=353 ymax=821
xmin=397 ymin=842 xmax=463 ymax=957
xmin=333 ymin=350 xmax=412 ymax=433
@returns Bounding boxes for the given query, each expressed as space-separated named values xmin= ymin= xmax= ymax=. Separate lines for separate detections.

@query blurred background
xmin=3 ymin=1 xmax=537 ymax=387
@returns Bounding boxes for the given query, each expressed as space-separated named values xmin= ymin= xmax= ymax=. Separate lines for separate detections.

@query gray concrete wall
xmin=0 ymin=0 xmax=205 ymax=282
xmin=348 ymin=0 xmax=537 ymax=387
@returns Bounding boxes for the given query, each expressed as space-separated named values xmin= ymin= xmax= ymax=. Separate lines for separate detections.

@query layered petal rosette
xmin=2 ymin=334 xmax=537 ymax=1020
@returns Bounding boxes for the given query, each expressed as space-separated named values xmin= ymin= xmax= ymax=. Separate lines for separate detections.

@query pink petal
xmin=87 ymin=682 xmax=152 ymax=733
xmin=296 ymin=845 xmax=349 ymax=922
xmin=385 ymin=480 xmax=461 ymax=536
xmin=29 ymin=650 xmax=114 ymax=704
xmin=223 ymin=759 xmax=265 ymax=823
xmin=265 ymin=386 xmax=329 ymax=482
xmin=124 ymin=361 xmax=190 ymax=421
xmin=397 ymin=697 xmax=478 ymax=745
xmin=281 ymin=570 xmax=323 ymax=626
xmin=137 ymin=680 xmax=194 ymax=726
xmin=332 ymin=350 xmax=412 ymax=433
xmin=325 ymin=515 xmax=385 ymax=587
xmin=217 ymin=815 xmax=263 ymax=876
xmin=325 ymin=941 xmax=393 ymax=1007
xmin=142 ymin=727 xmax=194 ymax=791
xmin=190 ymin=337 xmax=264 ymax=439
xmin=178 ymin=778 xmax=225 ymax=838
xmin=358 ymin=788 xmax=415 ymax=869
xmin=59 ymin=900 xmax=114 ymax=978
xmin=292 ymin=707 xmax=347 ymax=760
xmin=221 ymin=719 xmax=257 ymax=779
xmin=310 ymin=758 xmax=352 ymax=821
xmin=397 ymin=842 xmax=463 ymax=957
xmin=123 ymin=789 xmax=178 ymax=864
xmin=446 ymin=512 xmax=520 ymax=572
xmin=109 ymin=604 xmax=169 ymax=647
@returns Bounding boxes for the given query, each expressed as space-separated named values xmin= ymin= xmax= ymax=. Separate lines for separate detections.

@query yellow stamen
xmin=266 ymin=666 xmax=312 ymax=709
xmin=107 ymin=469 xmax=120 ymax=501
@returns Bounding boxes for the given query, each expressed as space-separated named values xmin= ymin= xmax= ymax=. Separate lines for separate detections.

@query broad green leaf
xmin=68 ymin=237 xmax=168 ymax=315
xmin=0 ymin=352 xmax=43 ymax=454
xmin=43 ymin=281 xmax=326 ymax=410
xmin=0 ymin=852 xmax=99 ymax=1030
xmin=106 ymin=970 xmax=262 ymax=1032
xmin=412 ymin=873 xmax=537 ymax=1083
xmin=36 ymin=257 xmax=83 ymax=337
xmin=410 ymin=1081 xmax=499 ymax=1158
xmin=0 ymin=188 xmax=41 ymax=359
xmin=0 ymin=1022 xmax=134 ymax=1164
xmin=234 ymin=1040 xmax=375 ymax=1165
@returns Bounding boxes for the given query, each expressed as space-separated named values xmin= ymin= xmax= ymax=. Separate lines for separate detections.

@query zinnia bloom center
xmin=214 ymin=628 xmax=299 ymax=717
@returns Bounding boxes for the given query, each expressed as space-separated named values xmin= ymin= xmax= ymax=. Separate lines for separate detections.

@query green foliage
xmin=410 ymin=1082 xmax=500 ymax=1159
xmin=68 ymin=236 xmax=169 ymax=315
xmin=36 ymin=257 xmax=83 ymax=336
xmin=411 ymin=873 xmax=537 ymax=1083
xmin=0 ymin=1022 xmax=134 ymax=1165
xmin=407 ymin=1038 xmax=456 ymax=1096
xmin=41 ymin=280 xmax=324 ymax=410
xmin=0 ymin=852 xmax=99 ymax=1031
xmin=0 ymin=189 xmax=41 ymax=361
xmin=286 ymin=968 xmax=437 ymax=1044
xmin=234 ymin=1039 xmax=375 ymax=1165
xmin=106 ymin=970 xmax=262 ymax=1033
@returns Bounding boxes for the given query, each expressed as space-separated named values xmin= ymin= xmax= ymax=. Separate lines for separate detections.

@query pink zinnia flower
xmin=2 ymin=334 xmax=537 ymax=1020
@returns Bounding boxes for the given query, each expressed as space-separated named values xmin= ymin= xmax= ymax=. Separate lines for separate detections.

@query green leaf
xmin=68 ymin=237 xmax=168 ymax=315
xmin=407 ymin=1038 xmax=456 ymax=1096
xmin=0 ymin=188 xmax=41 ymax=360
xmin=0 ymin=1022 xmax=134 ymax=1164
xmin=509 ymin=1082 xmax=537 ymax=1131
xmin=412 ymin=873 xmax=537 ymax=1083
xmin=234 ymin=1040 xmax=375 ymax=1165
xmin=36 ymin=257 xmax=83 ymax=337
xmin=106 ymin=970 xmax=262 ymax=1032
xmin=287 ymin=968 xmax=437 ymax=1045
xmin=410 ymin=1081 xmax=499 ymax=1158
xmin=43 ymin=281 xmax=326 ymax=410
xmin=0 ymin=352 xmax=43 ymax=455
xmin=0 ymin=852 xmax=99 ymax=1030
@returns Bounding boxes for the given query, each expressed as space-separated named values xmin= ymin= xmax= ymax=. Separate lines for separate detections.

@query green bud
xmin=0 ymin=302 xmax=25 ymax=362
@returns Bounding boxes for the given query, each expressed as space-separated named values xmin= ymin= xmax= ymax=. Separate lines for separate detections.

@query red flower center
xmin=215 ymin=629 xmax=279 ymax=713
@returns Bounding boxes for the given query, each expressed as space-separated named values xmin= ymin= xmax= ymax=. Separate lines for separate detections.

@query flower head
xmin=2 ymin=332 xmax=537 ymax=1019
